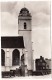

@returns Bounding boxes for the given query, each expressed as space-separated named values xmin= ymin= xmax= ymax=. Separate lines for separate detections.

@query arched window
xmin=1 ymin=49 xmax=5 ymax=66
xmin=24 ymin=22 xmax=27 ymax=29
xmin=12 ymin=49 xmax=20 ymax=66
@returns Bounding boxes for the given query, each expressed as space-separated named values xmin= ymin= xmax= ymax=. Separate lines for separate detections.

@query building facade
xmin=1 ymin=7 xmax=33 ymax=76
xmin=45 ymin=58 xmax=51 ymax=70
xmin=18 ymin=7 xmax=33 ymax=70
xmin=1 ymin=37 xmax=24 ymax=72
xmin=35 ymin=56 xmax=51 ymax=75
xmin=35 ymin=56 xmax=46 ymax=71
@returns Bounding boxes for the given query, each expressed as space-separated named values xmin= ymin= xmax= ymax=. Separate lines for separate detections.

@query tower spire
xmin=24 ymin=2 xmax=25 ymax=8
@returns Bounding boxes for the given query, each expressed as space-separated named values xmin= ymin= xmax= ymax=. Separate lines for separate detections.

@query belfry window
xmin=24 ymin=22 xmax=27 ymax=29
xmin=1 ymin=49 xmax=5 ymax=66
xmin=12 ymin=49 xmax=20 ymax=66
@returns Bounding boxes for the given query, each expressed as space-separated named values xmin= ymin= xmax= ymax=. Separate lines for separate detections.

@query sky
xmin=0 ymin=1 xmax=51 ymax=59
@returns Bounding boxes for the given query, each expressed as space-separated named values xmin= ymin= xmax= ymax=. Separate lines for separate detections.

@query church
xmin=1 ymin=7 xmax=33 ymax=76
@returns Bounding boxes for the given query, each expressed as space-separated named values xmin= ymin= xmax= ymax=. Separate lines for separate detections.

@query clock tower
xmin=18 ymin=7 xmax=33 ymax=71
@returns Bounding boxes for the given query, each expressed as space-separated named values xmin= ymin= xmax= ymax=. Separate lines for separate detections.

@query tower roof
xmin=1 ymin=36 xmax=24 ymax=48
xmin=19 ymin=7 xmax=31 ymax=17
xmin=20 ymin=7 xmax=29 ymax=13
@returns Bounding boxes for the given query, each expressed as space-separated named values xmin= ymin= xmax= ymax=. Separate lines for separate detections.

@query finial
xmin=24 ymin=2 xmax=25 ymax=8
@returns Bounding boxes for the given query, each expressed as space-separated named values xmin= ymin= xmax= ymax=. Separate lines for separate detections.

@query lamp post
xmin=25 ymin=49 xmax=28 ymax=76
xmin=25 ymin=49 xmax=28 ymax=66
xmin=32 ymin=42 xmax=34 ymax=71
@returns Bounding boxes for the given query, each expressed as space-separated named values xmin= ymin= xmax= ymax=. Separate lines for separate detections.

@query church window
xmin=1 ymin=49 xmax=5 ymax=66
xmin=12 ymin=49 xmax=20 ymax=66
xmin=24 ymin=22 xmax=27 ymax=29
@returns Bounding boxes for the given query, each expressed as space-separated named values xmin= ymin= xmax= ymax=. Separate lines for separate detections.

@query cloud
xmin=1 ymin=1 xmax=51 ymax=59
xmin=1 ymin=12 xmax=18 ymax=36
xmin=1 ymin=1 xmax=50 ymax=14
xmin=32 ymin=28 xmax=51 ymax=59
xmin=32 ymin=12 xmax=50 ymax=27
xmin=1 ymin=2 xmax=17 ymax=13
xmin=1 ymin=1 xmax=50 ymax=27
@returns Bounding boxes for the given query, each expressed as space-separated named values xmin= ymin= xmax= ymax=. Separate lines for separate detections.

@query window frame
xmin=12 ymin=49 xmax=20 ymax=66
xmin=24 ymin=22 xmax=27 ymax=29
xmin=1 ymin=49 xmax=5 ymax=66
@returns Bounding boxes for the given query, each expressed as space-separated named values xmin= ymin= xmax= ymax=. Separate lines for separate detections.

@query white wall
xmin=1 ymin=48 xmax=24 ymax=71
xmin=18 ymin=17 xmax=33 ymax=70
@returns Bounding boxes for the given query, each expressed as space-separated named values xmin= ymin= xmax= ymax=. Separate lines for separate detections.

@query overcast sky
xmin=1 ymin=1 xmax=51 ymax=59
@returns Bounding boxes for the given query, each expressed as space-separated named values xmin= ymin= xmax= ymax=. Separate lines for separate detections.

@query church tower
xmin=18 ymin=7 xmax=33 ymax=71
